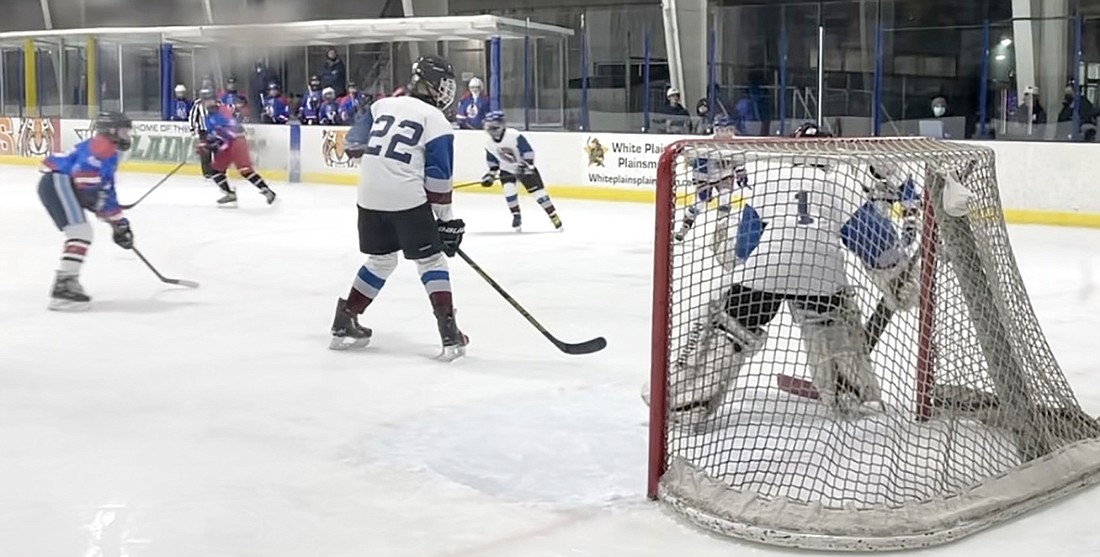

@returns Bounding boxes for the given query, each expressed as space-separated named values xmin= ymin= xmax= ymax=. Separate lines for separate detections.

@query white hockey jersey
xmin=719 ymin=162 xmax=906 ymax=296
xmin=485 ymin=128 xmax=535 ymax=174
xmin=346 ymin=96 xmax=454 ymax=214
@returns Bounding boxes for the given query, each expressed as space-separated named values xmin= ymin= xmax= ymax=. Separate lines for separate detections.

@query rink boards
xmin=0 ymin=116 xmax=1096 ymax=227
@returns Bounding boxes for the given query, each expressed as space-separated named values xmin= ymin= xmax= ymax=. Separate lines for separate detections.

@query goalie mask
xmin=409 ymin=55 xmax=457 ymax=110
xmin=712 ymin=116 xmax=737 ymax=139
xmin=484 ymin=111 xmax=507 ymax=141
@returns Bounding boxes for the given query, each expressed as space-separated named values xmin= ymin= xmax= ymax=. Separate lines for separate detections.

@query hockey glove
xmin=481 ymin=171 xmax=497 ymax=187
xmin=437 ymin=219 xmax=466 ymax=257
xmin=111 ymin=219 xmax=134 ymax=250
xmin=344 ymin=143 xmax=365 ymax=159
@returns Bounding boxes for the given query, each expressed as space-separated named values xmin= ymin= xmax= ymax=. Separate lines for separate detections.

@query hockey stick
xmin=132 ymin=247 xmax=200 ymax=288
xmin=453 ymin=181 xmax=483 ymax=190
xmin=120 ymin=161 xmax=186 ymax=210
xmin=455 ymin=247 xmax=607 ymax=355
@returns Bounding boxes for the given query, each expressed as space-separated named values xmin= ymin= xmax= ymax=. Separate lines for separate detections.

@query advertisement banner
xmin=578 ymin=133 xmax=691 ymax=190
xmin=0 ymin=116 xmax=61 ymax=158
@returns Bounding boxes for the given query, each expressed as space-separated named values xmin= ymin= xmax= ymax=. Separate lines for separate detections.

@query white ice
xmin=1 ymin=165 xmax=1098 ymax=557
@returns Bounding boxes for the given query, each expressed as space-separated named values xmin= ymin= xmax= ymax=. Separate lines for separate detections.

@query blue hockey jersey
xmin=43 ymin=136 xmax=123 ymax=221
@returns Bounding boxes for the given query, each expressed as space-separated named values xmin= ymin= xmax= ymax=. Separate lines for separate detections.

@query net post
xmin=648 ymin=141 xmax=682 ymax=499
xmin=916 ymin=171 xmax=938 ymax=421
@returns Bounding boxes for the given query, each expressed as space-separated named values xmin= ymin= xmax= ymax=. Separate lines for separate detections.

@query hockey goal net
xmin=647 ymin=137 xmax=1100 ymax=551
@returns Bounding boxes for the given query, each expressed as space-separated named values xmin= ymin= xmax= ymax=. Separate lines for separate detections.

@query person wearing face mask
xmin=930 ymin=96 xmax=949 ymax=118
xmin=695 ymin=98 xmax=713 ymax=134
xmin=1057 ymin=82 xmax=1096 ymax=141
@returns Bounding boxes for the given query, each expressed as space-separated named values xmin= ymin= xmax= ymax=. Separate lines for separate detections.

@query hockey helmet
xmin=791 ymin=121 xmax=832 ymax=138
xmin=484 ymin=110 xmax=506 ymax=140
xmin=409 ymin=55 xmax=457 ymax=110
xmin=95 ymin=111 xmax=133 ymax=152
xmin=225 ymin=75 xmax=237 ymax=90
xmin=468 ymin=76 xmax=484 ymax=95
xmin=712 ymin=115 xmax=737 ymax=138
xmin=174 ymin=84 xmax=188 ymax=98
xmin=322 ymin=87 xmax=336 ymax=100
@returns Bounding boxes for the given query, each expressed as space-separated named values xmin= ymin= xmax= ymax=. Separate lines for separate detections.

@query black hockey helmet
xmin=95 ymin=111 xmax=133 ymax=151
xmin=409 ymin=55 xmax=457 ymax=110
xmin=791 ymin=121 xmax=832 ymax=138
xmin=309 ymin=75 xmax=321 ymax=89
xmin=225 ymin=75 xmax=237 ymax=89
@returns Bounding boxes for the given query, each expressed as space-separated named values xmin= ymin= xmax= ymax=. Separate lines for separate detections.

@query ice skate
xmin=259 ymin=186 xmax=277 ymax=205
xmin=549 ymin=213 xmax=563 ymax=231
xmin=48 ymin=273 xmax=91 ymax=312
xmin=511 ymin=213 xmax=522 ymax=232
xmin=435 ymin=313 xmax=468 ymax=362
xmin=216 ymin=191 xmax=238 ymax=208
xmin=329 ymin=298 xmax=372 ymax=350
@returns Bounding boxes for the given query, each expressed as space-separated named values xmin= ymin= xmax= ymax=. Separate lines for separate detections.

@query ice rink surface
xmin=1 ymin=165 xmax=1099 ymax=556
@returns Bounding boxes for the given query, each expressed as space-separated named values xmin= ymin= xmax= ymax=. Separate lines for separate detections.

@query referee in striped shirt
xmin=189 ymin=87 xmax=215 ymax=179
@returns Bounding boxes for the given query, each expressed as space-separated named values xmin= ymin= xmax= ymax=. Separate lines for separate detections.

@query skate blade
xmin=329 ymin=336 xmax=371 ymax=351
xmin=435 ymin=345 xmax=466 ymax=362
xmin=513 ymin=226 xmax=522 ymax=233
xmin=217 ymin=201 xmax=239 ymax=209
xmin=48 ymin=299 xmax=90 ymax=312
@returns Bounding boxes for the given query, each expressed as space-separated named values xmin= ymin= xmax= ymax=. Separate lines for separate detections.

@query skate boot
xmin=48 ymin=273 xmax=91 ymax=311
xmin=435 ymin=312 xmax=468 ymax=362
xmin=549 ymin=213 xmax=563 ymax=231
xmin=259 ymin=186 xmax=277 ymax=205
xmin=511 ymin=213 xmax=522 ymax=232
xmin=216 ymin=191 xmax=238 ymax=208
xmin=329 ymin=298 xmax=372 ymax=350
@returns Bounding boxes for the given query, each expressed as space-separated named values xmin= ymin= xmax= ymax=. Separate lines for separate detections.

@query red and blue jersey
xmin=205 ymin=106 xmax=244 ymax=148
xmin=42 ymin=136 xmax=123 ymax=221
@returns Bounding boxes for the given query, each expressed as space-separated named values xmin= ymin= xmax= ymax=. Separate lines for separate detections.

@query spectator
xmin=1057 ymin=82 xmax=1097 ymax=141
xmin=321 ymin=48 xmax=347 ymax=97
xmin=930 ymin=95 xmax=950 ymax=118
xmin=664 ymin=88 xmax=690 ymax=117
xmin=299 ymin=75 xmax=323 ymax=125
xmin=694 ymin=98 xmax=713 ymax=135
xmin=169 ymin=84 xmax=192 ymax=122
xmin=262 ymin=82 xmax=290 ymax=124
xmin=456 ymin=77 xmax=490 ymax=130
xmin=219 ymin=76 xmax=244 ymax=107
xmin=1014 ymin=85 xmax=1046 ymax=128
xmin=318 ymin=88 xmax=341 ymax=125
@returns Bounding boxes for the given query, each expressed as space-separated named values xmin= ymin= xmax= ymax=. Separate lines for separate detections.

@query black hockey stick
xmin=120 ymin=161 xmax=186 ymax=210
xmin=132 ymin=247 xmax=200 ymax=288
xmin=455 ymin=248 xmax=607 ymax=355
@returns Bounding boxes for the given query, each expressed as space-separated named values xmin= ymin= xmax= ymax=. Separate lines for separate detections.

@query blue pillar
xmin=579 ymin=16 xmax=590 ymax=131
xmin=643 ymin=31 xmax=651 ymax=132
xmin=779 ymin=13 xmax=788 ymax=135
xmin=523 ymin=34 xmax=531 ymax=130
xmin=979 ymin=20 xmax=990 ymax=138
xmin=160 ymin=43 xmax=174 ymax=121
xmin=489 ymin=36 xmax=502 ymax=112
xmin=872 ymin=23 xmax=884 ymax=136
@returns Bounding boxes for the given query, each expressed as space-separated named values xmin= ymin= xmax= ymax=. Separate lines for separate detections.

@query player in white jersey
xmin=675 ymin=116 xmax=749 ymax=241
xmin=329 ymin=55 xmax=469 ymax=361
xmin=480 ymin=111 xmax=563 ymax=231
xmin=656 ymin=122 xmax=922 ymax=423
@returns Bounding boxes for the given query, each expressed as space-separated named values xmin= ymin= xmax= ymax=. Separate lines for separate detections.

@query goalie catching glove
xmin=437 ymin=219 xmax=465 ymax=257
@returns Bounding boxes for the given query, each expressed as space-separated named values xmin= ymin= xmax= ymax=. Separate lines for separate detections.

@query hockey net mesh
xmin=648 ymin=137 xmax=1100 ymax=551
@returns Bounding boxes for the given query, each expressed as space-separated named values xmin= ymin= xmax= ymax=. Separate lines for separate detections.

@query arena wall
xmin=1 ymin=117 xmax=1096 ymax=228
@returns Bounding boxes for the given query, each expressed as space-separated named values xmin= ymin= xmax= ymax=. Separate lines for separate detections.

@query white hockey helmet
xmin=468 ymin=77 xmax=483 ymax=95
xmin=174 ymin=84 xmax=188 ymax=97
xmin=322 ymin=86 xmax=336 ymax=99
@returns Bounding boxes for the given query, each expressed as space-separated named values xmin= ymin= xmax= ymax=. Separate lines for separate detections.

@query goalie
xmin=653 ymin=123 xmax=923 ymax=424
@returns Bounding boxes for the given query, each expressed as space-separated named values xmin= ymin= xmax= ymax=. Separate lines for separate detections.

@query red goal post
xmin=647 ymin=136 xmax=1100 ymax=551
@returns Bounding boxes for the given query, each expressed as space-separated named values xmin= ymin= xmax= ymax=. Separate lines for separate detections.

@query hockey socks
xmin=535 ymin=193 xmax=562 ymax=229
xmin=59 ymin=238 xmax=90 ymax=276
xmin=347 ymin=254 xmax=397 ymax=314
xmin=242 ymin=170 xmax=277 ymax=204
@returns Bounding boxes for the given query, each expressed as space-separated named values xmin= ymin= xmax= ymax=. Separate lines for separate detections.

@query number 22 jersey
xmin=346 ymin=96 xmax=455 ymax=213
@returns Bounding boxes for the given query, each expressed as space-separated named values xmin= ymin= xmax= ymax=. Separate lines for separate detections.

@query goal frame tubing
xmin=647 ymin=137 xmax=938 ymax=499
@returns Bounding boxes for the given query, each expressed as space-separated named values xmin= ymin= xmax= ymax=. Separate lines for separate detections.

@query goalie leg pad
xmin=791 ymin=293 xmax=882 ymax=409
xmin=665 ymin=298 xmax=767 ymax=424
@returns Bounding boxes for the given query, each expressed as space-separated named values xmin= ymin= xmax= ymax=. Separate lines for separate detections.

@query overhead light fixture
xmin=995 ymin=54 xmax=1007 ymax=61
xmin=1000 ymin=38 xmax=1013 ymax=47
